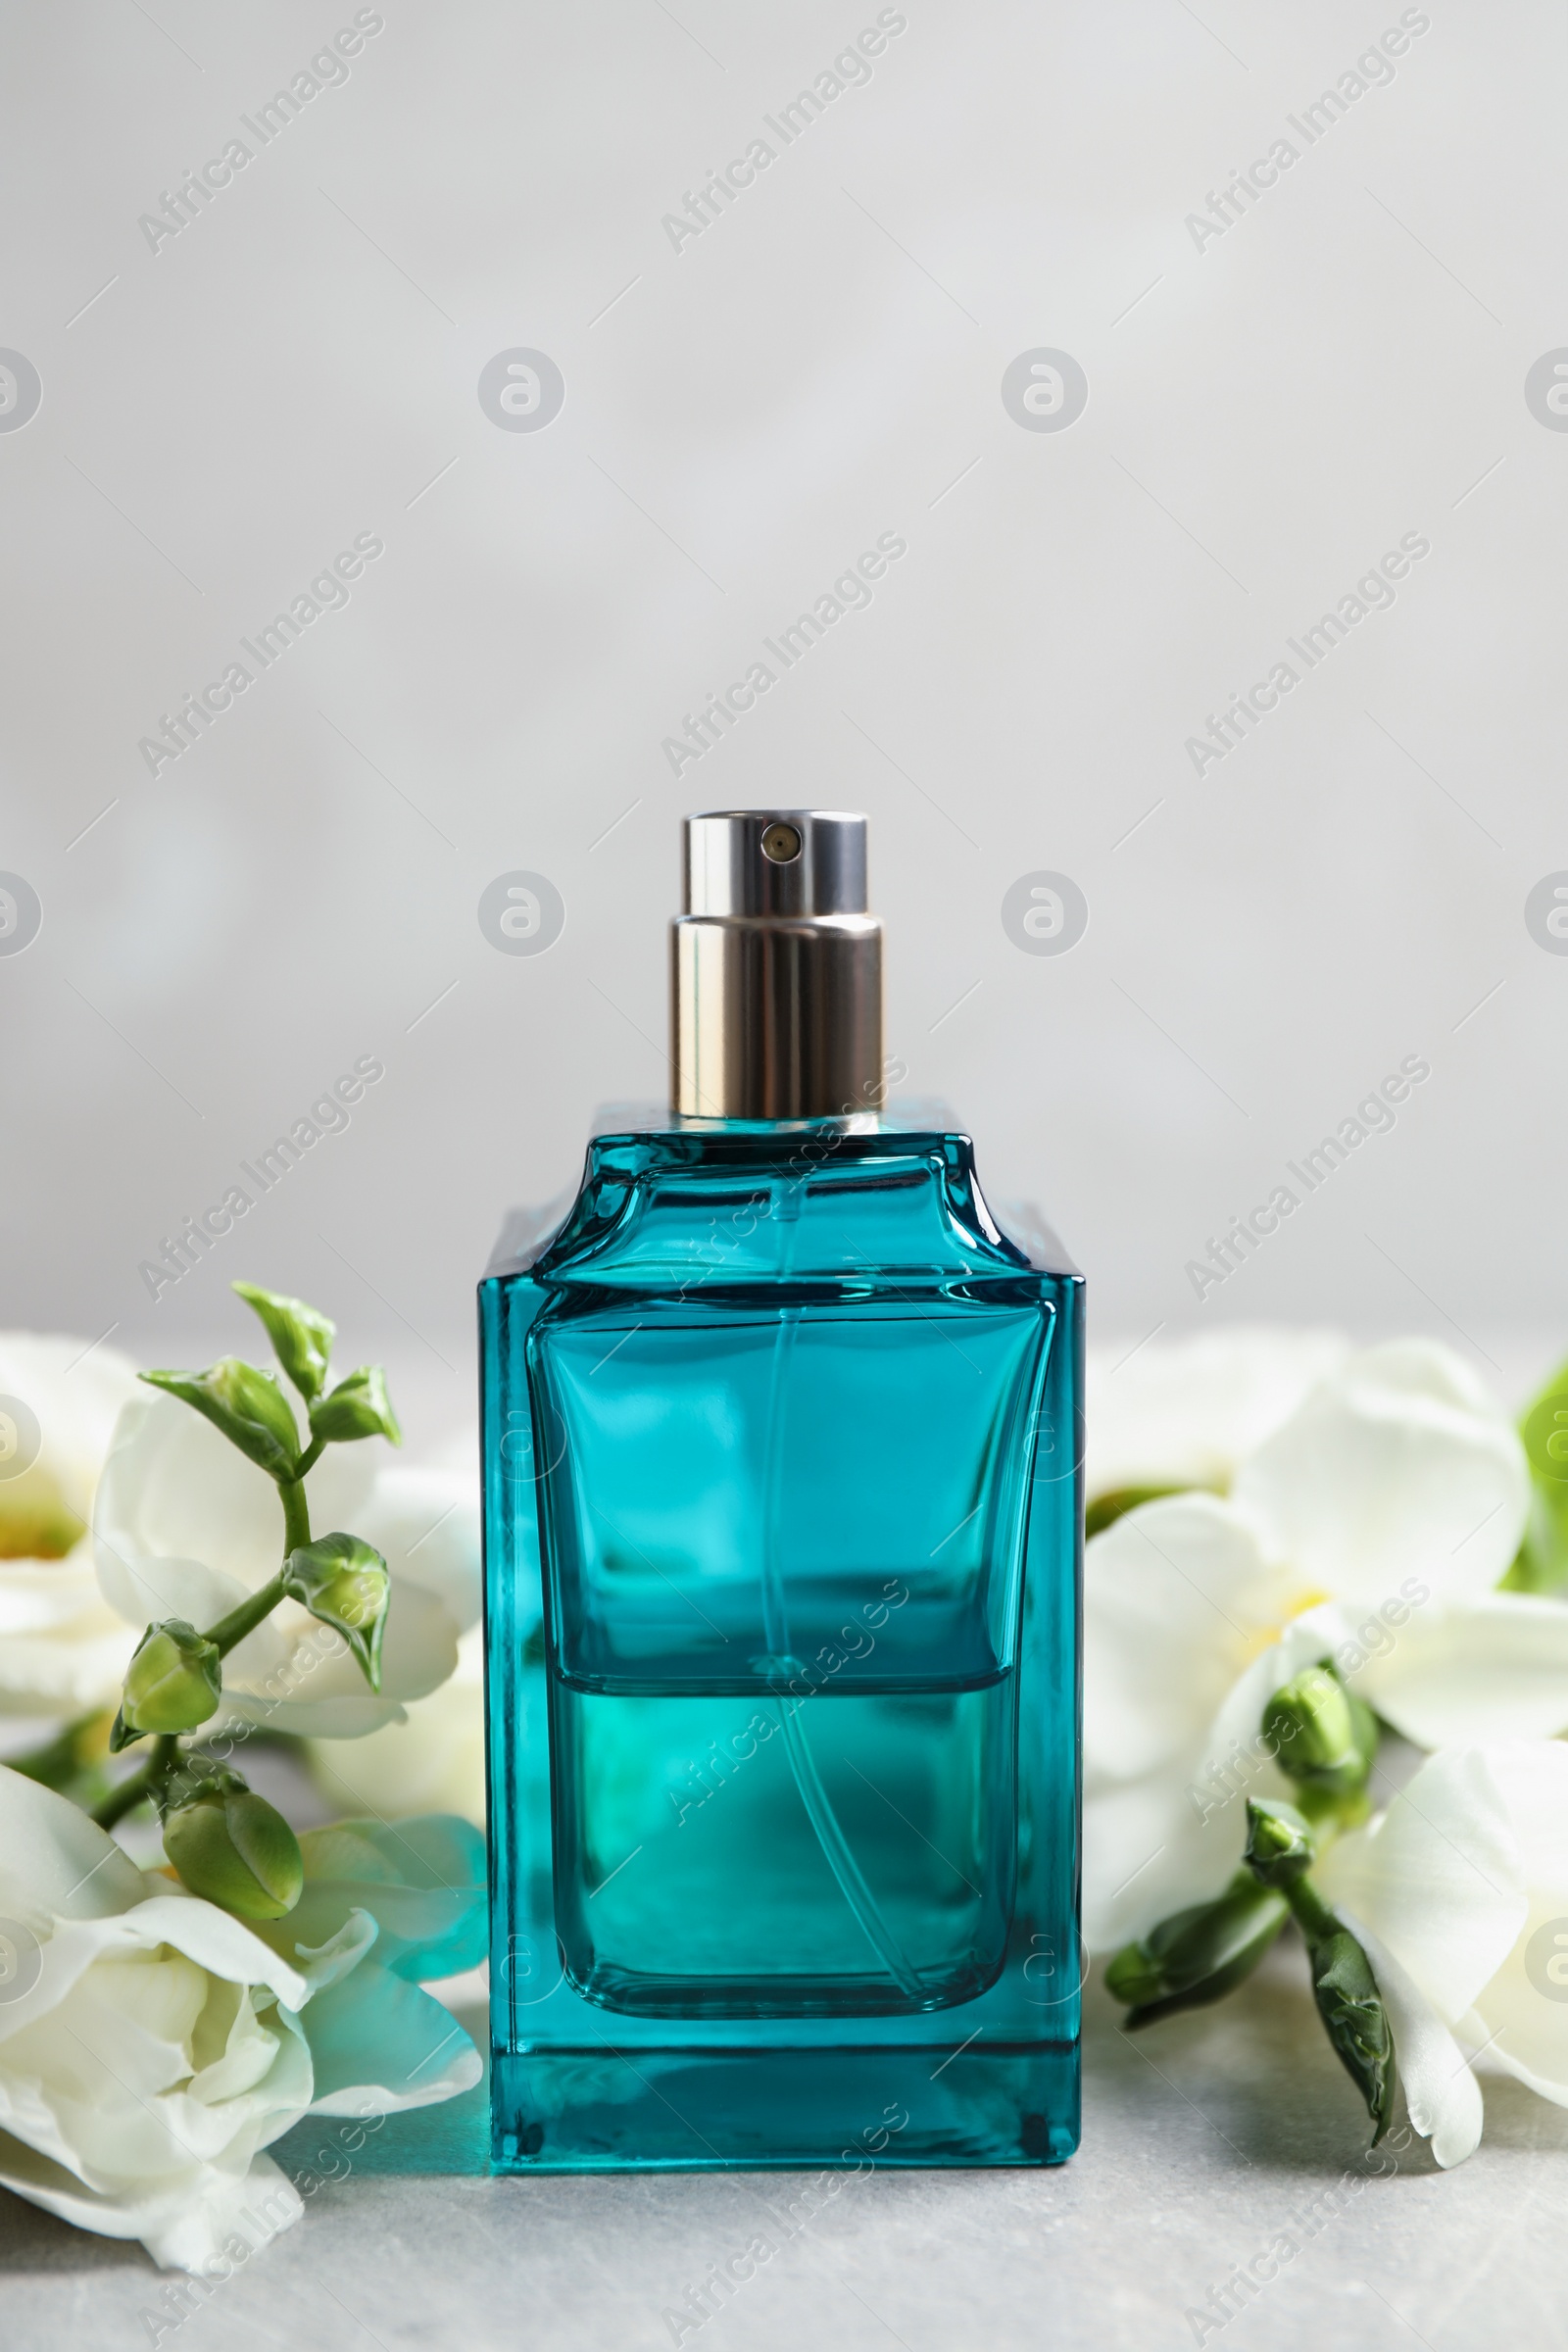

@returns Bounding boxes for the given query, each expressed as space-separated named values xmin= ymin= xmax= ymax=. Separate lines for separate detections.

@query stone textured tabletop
xmin=8 ymin=1940 xmax=1567 ymax=2352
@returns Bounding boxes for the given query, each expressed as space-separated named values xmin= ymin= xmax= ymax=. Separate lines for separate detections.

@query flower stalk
xmin=93 ymin=1733 xmax=181 ymax=1830
xmin=1108 ymin=1677 xmax=1398 ymax=2142
xmin=1231 ymin=1794 xmax=1397 ymax=2139
xmin=87 ymin=1282 xmax=397 ymax=1911
xmin=203 ymin=1570 xmax=291 ymax=1659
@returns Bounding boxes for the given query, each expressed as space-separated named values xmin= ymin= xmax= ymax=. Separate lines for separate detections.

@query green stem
xmin=279 ymin=1471 xmax=314 ymax=1554
xmin=195 ymin=1459 xmax=316 ymax=1655
xmin=204 ymin=1569 xmax=289 ymax=1658
xmin=195 ymin=1449 xmax=318 ymax=1660
xmin=92 ymin=1733 xmax=180 ymax=1830
xmin=93 ymin=1407 xmax=329 ymax=1835
xmin=96 ymin=1439 xmax=324 ymax=1829
xmin=1286 ymin=1875 xmax=1338 ymax=1943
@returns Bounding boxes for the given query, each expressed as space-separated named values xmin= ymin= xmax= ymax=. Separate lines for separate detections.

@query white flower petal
xmin=299 ymin=1958 xmax=481 ymax=2115
xmin=0 ymin=1865 xmax=317 ymax=2268
xmin=273 ymin=1816 xmax=487 ymax=1985
xmin=1443 ymin=1744 xmax=1568 ymax=2107
xmin=1084 ymin=1770 xmax=1239 ymax=1950
xmin=1085 ymin=1494 xmax=1295 ymax=1787
xmin=93 ymin=1391 xmax=462 ymax=1738
xmin=1463 ymin=1955 xmax=1568 ymax=2113
xmin=94 ymin=1535 xmax=296 ymax=1706
xmin=1083 ymin=1615 xmax=1332 ymax=1948
xmin=0 ymin=1560 xmax=136 ymax=1715
xmin=1472 ymin=1740 xmax=1568 ymax=1885
xmin=1355 ymin=1596 xmax=1568 ymax=1746
xmin=0 ymin=1545 xmax=115 ymax=1637
xmin=0 ymin=1764 xmax=145 ymax=1922
xmin=97 ymin=1546 xmax=248 ymax=1636
xmin=307 ymin=1623 xmax=485 ymax=1825
xmin=1201 ymin=1608 xmax=1359 ymax=1771
xmin=1317 ymin=1748 xmax=1528 ymax=2023
xmin=220 ymin=1688 xmax=410 ymax=1740
xmin=0 ymin=1899 xmax=310 ymax=2054
xmin=0 ymin=1335 xmax=143 ymax=1711
xmin=288 ymin=1909 xmax=381 ymax=1999
xmin=1086 ymin=1326 xmax=1349 ymax=1501
xmin=0 ymin=1770 xmax=481 ymax=2272
xmin=0 ymin=1629 xmax=137 ymax=1716
xmin=1337 ymin=1905 xmax=1484 ymax=2168
xmin=187 ymin=1984 xmax=285 ymax=2106
xmin=94 ymin=1391 xmax=375 ymax=1608
xmin=221 ymin=1575 xmax=458 ymax=1738
xmin=355 ymin=1465 xmax=480 ymax=1635
xmin=0 ymin=1332 xmax=141 ymax=1563
xmin=0 ymin=2133 xmax=303 ymax=2272
xmin=116 ymin=1895 xmax=310 ymax=2011
xmin=1234 ymin=1340 xmax=1529 ymax=1613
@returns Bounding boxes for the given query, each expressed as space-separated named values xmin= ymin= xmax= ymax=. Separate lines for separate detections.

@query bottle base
xmin=490 ymin=2041 xmax=1079 ymax=2172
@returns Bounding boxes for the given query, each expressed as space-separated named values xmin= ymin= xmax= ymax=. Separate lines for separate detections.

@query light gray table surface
xmin=7 ymin=1935 xmax=1567 ymax=2352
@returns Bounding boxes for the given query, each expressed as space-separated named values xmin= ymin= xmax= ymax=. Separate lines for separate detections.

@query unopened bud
xmin=308 ymin=1364 xmax=401 ymax=1449
xmin=318 ymin=1561 xmax=388 ymax=1632
xmin=140 ymin=1358 xmax=301 ymax=1482
xmin=1311 ymin=1924 xmax=1396 ymax=2142
xmin=1105 ymin=1871 xmax=1289 ymax=2025
xmin=163 ymin=1774 xmax=303 ymax=1919
xmin=282 ymin=1534 xmax=390 ymax=1691
xmin=1244 ymin=1796 xmax=1317 ymax=1887
xmin=1261 ymin=1663 xmax=1375 ymax=1792
xmin=118 ymin=1619 xmax=221 ymax=1740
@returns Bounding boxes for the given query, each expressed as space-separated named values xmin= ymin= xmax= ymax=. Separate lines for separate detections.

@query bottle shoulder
xmin=481 ymin=1123 xmax=1081 ymax=1294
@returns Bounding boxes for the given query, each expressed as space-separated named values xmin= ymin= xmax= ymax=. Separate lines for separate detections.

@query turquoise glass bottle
xmin=481 ymin=810 xmax=1082 ymax=2170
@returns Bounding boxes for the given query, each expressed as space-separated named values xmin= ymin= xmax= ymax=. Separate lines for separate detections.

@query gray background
xmin=4 ymin=0 xmax=1564 ymax=1387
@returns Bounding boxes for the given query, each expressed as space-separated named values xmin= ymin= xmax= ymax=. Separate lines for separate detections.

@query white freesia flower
xmin=1318 ymin=1742 xmax=1568 ymax=2168
xmin=0 ymin=1334 xmax=144 ymax=1716
xmin=0 ymin=1767 xmax=483 ymax=2268
xmin=1085 ymin=1341 xmax=1545 ymax=1949
xmin=308 ymin=1623 xmax=486 ymax=1826
xmin=94 ymin=1391 xmax=478 ymax=1738
xmin=1086 ymin=1326 xmax=1349 ymax=1505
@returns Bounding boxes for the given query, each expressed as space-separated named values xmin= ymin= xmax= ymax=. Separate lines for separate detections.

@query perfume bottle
xmin=481 ymin=809 xmax=1082 ymax=2170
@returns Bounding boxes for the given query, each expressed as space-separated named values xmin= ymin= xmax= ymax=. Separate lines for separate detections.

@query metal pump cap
xmin=683 ymin=809 xmax=868 ymax=918
xmin=671 ymin=809 xmax=884 ymax=1120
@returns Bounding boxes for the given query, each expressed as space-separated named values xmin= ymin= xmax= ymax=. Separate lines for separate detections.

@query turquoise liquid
xmin=482 ymin=1121 xmax=1082 ymax=2169
xmin=555 ymin=1680 xmax=1013 ymax=2017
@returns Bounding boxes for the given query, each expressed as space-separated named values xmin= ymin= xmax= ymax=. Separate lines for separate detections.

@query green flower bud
xmin=1504 ymin=1359 xmax=1568 ymax=1592
xmin=1105 ymin=1871 xmax=1289 ymax=2026
xmin=1310 ymin=1925 xmax=1396 ymax=2143
xmin=282 ymin=1532 xmax=390 ymax=1690
xmin=1523 ymin=1370 xmax=1568 ymax=1494
xmin=1244 ymin=1796 xmax=1317 ymax=1888
xmin=163 ymin=1773 xmax=303 ymax=1920
xmin=232 ymin=1281 xmax=336 ymax=1403
xmin=140 ymin=1357 xmax=301 ymax=1482
xmin=1261 ymin=1662 xmax=1376 ymax=1793
xmin=114 ymin=1620 xmax=221 ymax=1747
xmin=308 ymin=1365 xmax=401 ymax=1450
